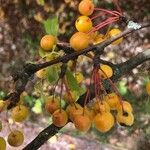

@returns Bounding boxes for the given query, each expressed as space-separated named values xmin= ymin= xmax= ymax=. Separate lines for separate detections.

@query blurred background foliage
xmin=0 ymin=0 xmax=150 ymax=149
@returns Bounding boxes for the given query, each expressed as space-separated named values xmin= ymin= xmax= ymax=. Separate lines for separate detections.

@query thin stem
xmin=112 ymin=0 xmax=122 ymax=14
xmin=52 ymin=78 xmax=60 ymax=102
xmin=94 ymin=7 xmax=120 ymax=17
xmin=59 ymin=78 xmax=64 ymax=113
xmin=90 ymin=17 xmax=119 ymax=33
xmin=99 ymin=68 xmax=124 ymax=111
xmin=91 ymin=12 xmax=113 ymax=20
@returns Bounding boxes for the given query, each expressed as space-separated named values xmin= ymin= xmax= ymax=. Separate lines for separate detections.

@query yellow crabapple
xmin=0 ymin=136 xmax=6 ymax=150
xmin=99 ymin=64 xmax=113 ymax=79
xmin=75 ymin=16 xmax=92 ymax=33
xmin=108 ymin=28 xmax=123 ymax=45
xmin=94 ymin=112 xmax=114 ymax=133
xmin=52 ymin=109 xmax=68 ymax=127
xmin=12 ymin=105 xmax=29 ymax=122
xmin=7 ymin=130 xmax=24 ymax=147
xmin=78 ymin=0 xmax=94 ymax=16
xmin=70 ymin=32 xmax=90 ymax=51
xmin=40 ymin=35 xmax=56 ymax=51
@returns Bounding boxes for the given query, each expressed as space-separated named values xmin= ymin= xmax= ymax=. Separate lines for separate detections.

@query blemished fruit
xmin=64 ymin=91 xmax=78 ymax=104
xmin=78 ymin=0 xmax=94 ymax=16
xmin=116 ymin=100 xmax=133 ymax=113
xmin=52 ymin=109 xmax=68 ymax=127
xmin=70 ymin=32 xmax=89 ymax=51
xmin=36 ymin=68 xmax=47 ymax=79
xmin=12 ymin=105 xmax=29 ymax=122
xmin=0 ymin=137 xmax=6 ymax=150
xmin=66 ymin=103 xmax=83 ymax=121
xmin=40 ymin=35 xmax=56 ymax=51
xmin=99 ymin=64 xmax=113 ymax=79
xmin=94 ymin=112 xmax=114 ymax=133
xmin=94 ymin=100 xmax=110 ymax=113
xmin=74 ymin=72 xmax=84 ymax=84
xmin=108 ymin=28 xmax=123 ymax=45
xmin=45 ymin=97 xmax=60 ymax=114
xmin=146 ymin=81 xmax=150 ymax=95
xmin=75 ymin=16 xmax=92 ymax=33
xmin=104 ymin=93 xmax=119 ymax=110
xmin=7 ymin=130 xmax=24 ymax=147
xmin=116 ymin=111 xmax=134 ymax=126
xmin=74 ymin=114 xmax=91 ymax=132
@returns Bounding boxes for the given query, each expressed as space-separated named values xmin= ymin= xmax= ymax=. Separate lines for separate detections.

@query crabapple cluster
xmin=36 ymin=0 xmax=134 ymax=133
xmin=1 ymin=0 xmax=146 ymax=148
xmin=70 ymin=0 xmax=124 ymax=51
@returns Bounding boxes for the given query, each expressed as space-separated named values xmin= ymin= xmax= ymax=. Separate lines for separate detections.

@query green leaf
xmin=43 ymin=17 xmax=59 ymax=36
xmin=32 ymin=99 xmax=42 ymax=114
xmin=39 ymin=48 xmax=50 ymax=58
xmin=118 ymin=81 xmax=128 ymax=95
xmin=66 ymin=70 xmax=86 ymax=96
xmin=47 ymin=65 xmax=60 ymax=84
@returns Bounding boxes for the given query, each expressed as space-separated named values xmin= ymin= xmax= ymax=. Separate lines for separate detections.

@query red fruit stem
xmin=94 ymin=7 xmax=120 ymax=17
xmin=91 ymin=12 xmax=112 ymax=20
xmin=99 ymin=68 xmax=124 ymax=111
xmin=90 ymin=17 xmax=119 ymax=33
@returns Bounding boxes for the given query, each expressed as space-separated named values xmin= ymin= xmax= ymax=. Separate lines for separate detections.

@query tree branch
xmin=4 ymin=22 xmax=150 ymax=109
xmin=23 ymin=48 xmax=150 ymax=150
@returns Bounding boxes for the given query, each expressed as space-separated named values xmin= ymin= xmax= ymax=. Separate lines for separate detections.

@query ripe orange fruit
xmin=94 ymin=112 xmax=114 ymax=133
xmin=66 ymin=103 xmax=83 ymax=121
xmin=45 ymin=97 xmax=60 ymax=114
xmin=116 ymin=100 xmax=133 ymax=113
xmin=52 ymin=109 xmax=68 ymax=127
xmin=78 ymin=0 xmax=94 ymax=16
xmin=104 ymin=93 xmax=119 ymax=110
xmin=0 ymin=136 xmax=6 ymax=150
xmin=146 ymin=81 xmax=150 ymax=95
xmin=40 ymin=35 xmax=56 ymax=51
xmin=108 ymin=28 xmax=123 ymax=45
xmin=116 ymin=111 xmax=134 ymax=126
xmin=7 ymin=130 xmax=24 ymax=147
xmin=12 ymin=105 xmax=29 ymax=122
xmin=75 ymin=16 xmax=92 ymax=33
xmin=74 ymin=114 xmax=91 ymax=132
xmin=70 ymin=32 xmax=89 ymax=51
xmin=99 ymin=64 xmax=113 ymax=79
xmin=94 ymin=100 xmax=110 ymax=113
